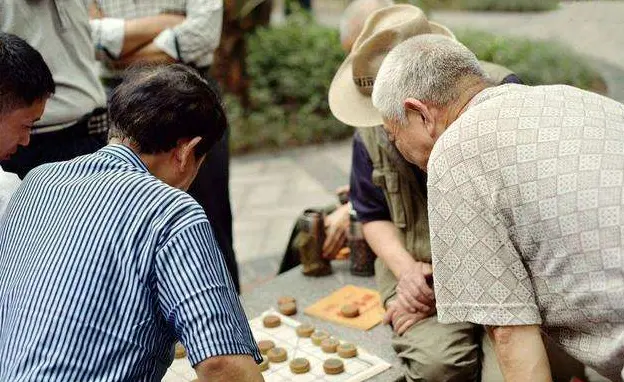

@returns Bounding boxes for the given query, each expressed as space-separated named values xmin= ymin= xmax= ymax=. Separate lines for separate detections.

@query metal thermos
xmin=298 ymin=209 xmax=332 ymax=277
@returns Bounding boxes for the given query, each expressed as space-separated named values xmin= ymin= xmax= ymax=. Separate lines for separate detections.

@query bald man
xmin=339 ymin=0 xmax=393 ymax=51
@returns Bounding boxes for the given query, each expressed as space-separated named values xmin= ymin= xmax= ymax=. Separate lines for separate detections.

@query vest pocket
xmin=372 ymin=169 xmax=385 ymax=188
xmin=384 ymin=172 xmax=406 ymax=228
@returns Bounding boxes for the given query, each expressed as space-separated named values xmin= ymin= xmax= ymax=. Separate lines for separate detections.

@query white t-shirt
xmin=0 ymin=166 xmax=21 ymax=216
xmin=428 ymin=84 xmax=624 ymax=381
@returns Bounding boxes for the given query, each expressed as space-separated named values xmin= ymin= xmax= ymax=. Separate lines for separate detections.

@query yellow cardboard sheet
xmin=304 ymin=285 xmax=385 ymax=330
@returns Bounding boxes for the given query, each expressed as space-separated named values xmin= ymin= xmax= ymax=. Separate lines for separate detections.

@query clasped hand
xmin=384 ymin=261 xmax=436 ymax=334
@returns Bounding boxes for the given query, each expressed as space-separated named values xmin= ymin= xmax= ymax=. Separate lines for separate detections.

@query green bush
xmin=457 ymin=29 xmax=606 ymax=91
xmin=421 ymin=0 xmax=558 ymax=11
xmin=396 ymin=0 xmax=432 ymax=13
xmin=458 ymin=0 xmax=558 ymax=11
xmin=228 ymin=12 xmax=351 ymax=154
xmin=227 ymin=19 xmax=606 ymax=154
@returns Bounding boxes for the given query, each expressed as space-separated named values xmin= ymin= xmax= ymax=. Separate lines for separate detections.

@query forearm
xmin=110 ymin=42 xmax=176 ymax=69
xmin=487 ymin=325 xmax=552 ymax=382
xmin=195 ymin=355 xmax=264 ymax=382
xmin=362 ymin=220 xmax=415 ymax=278
xmin=121 ymin=14 xmax=185 ymax=57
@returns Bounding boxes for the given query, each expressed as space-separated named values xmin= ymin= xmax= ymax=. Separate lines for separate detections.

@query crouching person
xmin=0 ymin=65 xmax=263 ymax=382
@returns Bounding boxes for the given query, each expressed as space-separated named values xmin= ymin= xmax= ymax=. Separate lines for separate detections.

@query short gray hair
xmin=339 ymin=0 xmax=394 ymax=47
xmin=372 ymin=34 xmax=487 ymax=124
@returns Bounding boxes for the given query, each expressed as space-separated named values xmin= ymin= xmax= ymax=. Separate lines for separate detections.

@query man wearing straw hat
xmin=330 ymin=4 xmax=585 ymax=381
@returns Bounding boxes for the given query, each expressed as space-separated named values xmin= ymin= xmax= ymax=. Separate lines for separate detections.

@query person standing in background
xmin=0 ymin=0 xmax=108 ymax=179
xmin=89 ymin=0 xmax=240 ymax=292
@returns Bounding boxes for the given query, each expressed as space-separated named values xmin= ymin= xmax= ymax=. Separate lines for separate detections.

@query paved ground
xmin=234 ymin=140 xmax=352 ymax=292
xmin=236 ymin=0 xmax=624 ymax=292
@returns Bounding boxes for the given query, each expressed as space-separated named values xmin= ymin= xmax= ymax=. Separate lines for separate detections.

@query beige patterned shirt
xmin=428 ymin=84 xmax=624 ymax=381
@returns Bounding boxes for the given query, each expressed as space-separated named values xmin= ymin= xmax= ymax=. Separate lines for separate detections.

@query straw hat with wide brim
xmin=329 ymin=5 xmax=455 ymax=128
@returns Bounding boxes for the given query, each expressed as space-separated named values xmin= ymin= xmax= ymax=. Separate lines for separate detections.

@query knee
xmin=413 ymin=352 xmax=479 ymax=382
xmin=397 ymin=339 xmax=480 ymax=382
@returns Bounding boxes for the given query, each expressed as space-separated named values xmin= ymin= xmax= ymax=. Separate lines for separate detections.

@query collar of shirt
xmin=98 ymin=144 xmax=149 ymax=173
xmin=466 ymin=83 xmax=523 ymax=111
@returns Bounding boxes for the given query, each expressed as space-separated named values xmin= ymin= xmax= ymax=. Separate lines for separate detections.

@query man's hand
xmin=335 ymin=185 xmax=350 ymax=196
xmin=395 ymin=261 xmax=435 ymax=314
xmin=383 ymin=299 xmax=429 ymax=335
xmin=322 ymin=203 xmax=350 ymax=259
xmin=195 ymin=354 xmax=264 ymax=382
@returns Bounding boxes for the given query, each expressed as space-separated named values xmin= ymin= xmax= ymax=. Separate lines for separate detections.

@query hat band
xmin=353 ymin=76 xmax=374 ymax=96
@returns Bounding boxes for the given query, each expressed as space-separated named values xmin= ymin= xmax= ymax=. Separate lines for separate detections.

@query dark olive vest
xmin=359 ymin=126 xmax=432 ymax=262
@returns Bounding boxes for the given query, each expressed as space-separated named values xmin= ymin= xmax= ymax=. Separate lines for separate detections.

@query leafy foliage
xmin=229 ymin=13 xmax=351 ymax=154
xmin=457 ymin=29 xmax=605 ymax=91
xmin=246 ymin=12 xmax=344 ymax=113
xmin=227 ymin=16 xmax=606 ymax=154
xmin=415 ymin=0 xmax=558 ymax=11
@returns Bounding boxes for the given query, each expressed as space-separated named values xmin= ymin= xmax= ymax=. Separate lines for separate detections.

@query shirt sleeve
xmin=502 ymin=73 xmax=524 ymax=85
xmin=0 ymin=169 xmax=21 ymax=217
xmin=349 ymin=132 xmax=392 ymax=223
xmin=89 ymin=18 xmax=125 ymax=59
xmin=157 ymin=0 xmax=223 ymax=66
xmin=427 ymin=133 xmax=542 ymax=327
xmin=156 ymin=222 xmax=262 ymax=365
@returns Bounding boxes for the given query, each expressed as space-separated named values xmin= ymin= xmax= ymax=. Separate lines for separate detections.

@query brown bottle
xmin=348 ymin=210 xmax=375 ymax=276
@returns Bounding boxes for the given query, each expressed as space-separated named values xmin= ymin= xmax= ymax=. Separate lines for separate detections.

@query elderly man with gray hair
xmin=372 ymin=34 xmax=624 ymax=382
xmin=333 ymin=3 xmax=587 ymax=382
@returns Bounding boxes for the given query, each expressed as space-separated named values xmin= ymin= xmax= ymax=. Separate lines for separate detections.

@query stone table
xmin=241 ymin=261 xmax=403 ymax=382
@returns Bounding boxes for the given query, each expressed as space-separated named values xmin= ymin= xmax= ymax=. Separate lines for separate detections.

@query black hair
xmin=108 ymin=64 xmax=227 ymax=158
xmin=0 ymin=32 xmax=55 ymax=114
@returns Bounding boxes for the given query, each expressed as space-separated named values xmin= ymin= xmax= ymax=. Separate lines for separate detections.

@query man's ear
xmin=404 ymin=98 xmax=436 ymax=139
xmin=176 ymin=136 xmax=203 ymax=171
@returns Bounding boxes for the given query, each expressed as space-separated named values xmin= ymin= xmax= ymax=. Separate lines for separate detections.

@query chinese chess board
xmin=304 ymin=285 xmax=385 ymax=330
xmin=162 ymin=310 xmax=391 ymax=382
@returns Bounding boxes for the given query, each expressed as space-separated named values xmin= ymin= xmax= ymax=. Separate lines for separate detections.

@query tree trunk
xmin=211 ymin=0 xmax=273 ymax=109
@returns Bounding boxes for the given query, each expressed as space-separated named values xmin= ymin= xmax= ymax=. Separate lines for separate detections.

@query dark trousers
xmin=187 ymin=129 xmax=239 ymax=293
xmin=278 ymin=224 xmax=301 ymax=274
xmin=0 ymin=120 xmax=107 ymax=179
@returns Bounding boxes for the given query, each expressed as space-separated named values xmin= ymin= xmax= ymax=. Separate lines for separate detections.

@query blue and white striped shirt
xmin=0 ymin=144 xmax=261 ymax=381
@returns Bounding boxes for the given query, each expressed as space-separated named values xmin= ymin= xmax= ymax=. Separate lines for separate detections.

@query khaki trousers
xmin=375 ymin=258 xmax=586 ymax=382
